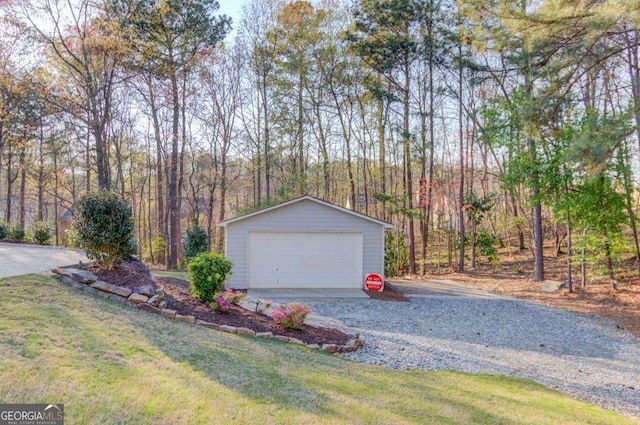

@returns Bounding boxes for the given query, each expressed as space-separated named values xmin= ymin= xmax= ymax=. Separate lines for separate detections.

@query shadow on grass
xmin=51 ymin=283 xmax=558 ymax=423
xmin=136 ymin=318 xmax=556 ymax=424
xmin=0 ymin=275 xmax=632 ymax=424
xmin=104 ymin=296 xmax=342 ymax=418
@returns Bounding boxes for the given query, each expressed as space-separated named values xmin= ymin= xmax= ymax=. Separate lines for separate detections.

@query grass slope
xmin=0 ymin=275 xmax=632 ymax=425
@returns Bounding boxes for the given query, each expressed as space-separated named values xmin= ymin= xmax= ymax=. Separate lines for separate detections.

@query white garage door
xmin=248 ymin=232 xmax=363 ymax=289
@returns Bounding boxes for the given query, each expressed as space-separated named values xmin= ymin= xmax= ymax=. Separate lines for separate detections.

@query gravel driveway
xmin=302 ymin=279 xmax=640 ymax=420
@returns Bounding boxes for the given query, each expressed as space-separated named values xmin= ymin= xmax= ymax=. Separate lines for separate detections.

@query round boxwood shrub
xmin=8 ymin=225 xmax=25 ymax=241
xmin=29 ymin=221 xmax=53 ymax=245
xmin=0 ymin=221 xmax=7 ymax=240
xmin=183 ymin=224 xmax=208 ymax=261
xmin=74 ymin=190 xmax=135 ymax=269
xmin=188 ymin=252 xmax=233 ymax=303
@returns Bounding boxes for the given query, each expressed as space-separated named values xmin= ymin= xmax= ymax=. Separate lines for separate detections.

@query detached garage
xmin=218 ymin=195 xmax=392 ymax=290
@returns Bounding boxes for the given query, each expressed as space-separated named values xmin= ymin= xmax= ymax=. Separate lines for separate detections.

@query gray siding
xmin=224 ymin=199 xmax=385 ymax=289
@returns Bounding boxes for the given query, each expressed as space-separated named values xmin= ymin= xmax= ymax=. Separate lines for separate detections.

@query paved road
xmin=0 ymin=242 xmax=88 ymax=279
xmin=295 ymin=278 xmax=640 ymax=420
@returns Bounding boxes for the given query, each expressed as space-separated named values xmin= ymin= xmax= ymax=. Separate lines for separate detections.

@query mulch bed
xmin=158 ymin=277 xmax=350 ymax=345
xmin=82 ymin=258 xmax=351 ymax=346
xmin=366 ymin=282 xmax=409 ymax=302
xmin=85 ymin=259 xmax=157 ymax=290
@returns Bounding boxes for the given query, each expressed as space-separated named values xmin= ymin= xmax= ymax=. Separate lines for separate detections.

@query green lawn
xmin=151 ymin=270 xmax=189 ymax=280
xmin=0 ymin=275 xmax=633 ymax=424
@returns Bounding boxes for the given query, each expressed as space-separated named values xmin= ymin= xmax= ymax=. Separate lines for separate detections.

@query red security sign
xmin=364 ymin=273 xmax=384 ymax=292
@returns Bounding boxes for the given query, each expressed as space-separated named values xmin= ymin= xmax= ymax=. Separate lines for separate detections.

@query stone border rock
xmin=54 ymin=267 xmax=168 ymax=309
xmin=52 ymin=267 xmax=364 ymax=353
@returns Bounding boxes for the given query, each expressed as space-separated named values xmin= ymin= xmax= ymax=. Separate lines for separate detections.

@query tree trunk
xmin=86 ymin=117 xmax=91 ymax=192
xmin=511 ymin=190 xmax=525 ymax=250
xmin=146 ymin=76 xmax=165 ymax=240
xmin=177 ymin=75 xmax=189 ymax=262
xmin=457 ymin=28 xmax=465 ymax=273
xmin=401 ymin=49 xmax=416 ymax=275
xmin=329 ymin=81 xmax=356 ymax=208
xmin=377 ymin=75 xmax=386 ymax=220
xmin=603 ymin=226 xmax=615 ymax=284
xmin=262 ymin=73 xmax=270 ymax=202
xmin=566 ymin=216 xmax=573 ymax=294
xmin=167 ymin=70 xmax=180 ymax=270
xmin=314 ymin=101 xmax=330 ymax=199
xmin=532 ymin=200 xmax=544 ymax=281
xmin=217 ymin=151 xmax=227 ymax=253
xmin=521 ymin=0 xmax=544 ymax=282
xmin=564 ymin=165 xmax=573 ymax=293
xmin=54 ymin=149 xmax=59 ymax=246
xmin=93 ymin=119 xmax=109 ymax=191
xmin=470 ymin=220 xmax=477 ymax=269
xmin=419 ymin=23 xmax=428 ymax=275
xmin=146 ymin=140 xmax=155 ymax=263
xmin=297 ymin=70 xmax=305 ymax=194
xmin=6 ymin=147 xmax=13 ymax=223
xmin=114 ymin=135 xmax=126 ymax=197
xmin=554 ymin=223 xmax=564 ymax=257
xmin=37 ymin=118 xmax=45 ymax=221
xmin=581 ymin=227 xmax=587 ymax=287
xmin=424 ymin=8 xmax=436 ymax=273
xmin=18 ymin=143 xmax=26 ymax=231
xmin=207 ymin=179 xmax=217 ymax=250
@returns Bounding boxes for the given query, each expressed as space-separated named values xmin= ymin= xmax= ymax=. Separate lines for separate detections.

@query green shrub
xmin=142 ymin=237 xmax=166 ymax=265
xmin=0 ymin=221 xmax=7 ymax=240
xmin=8 ymin=225 xmax=25 ymax=241
xmin=183 ymin=225 xmax=208 ymax=261
xmin=74 ymin=190 xmax=135 ymax=269
xmin=476 ymin=230 xmax=500 ymax=263
xmin=29 ymin=221 xmax=53 ymax=245
xmin=384 ymin=230 xmax=409 ymax=277
xmin=64 ymin=227 xmax=81 ymax=248
xmin=455 ymin=231 xmax=501 ymax=264
xmin=188 ymin=253 xmax=233 ymax=303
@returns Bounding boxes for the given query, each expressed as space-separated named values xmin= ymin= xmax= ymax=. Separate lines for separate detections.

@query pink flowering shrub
xmin=212 ymin=293 xmax=232 ymax=313
xmin=271 ymin=303 xmax=311 ymax=330
xmin=211 ymin=289 xmax=245 ymax=313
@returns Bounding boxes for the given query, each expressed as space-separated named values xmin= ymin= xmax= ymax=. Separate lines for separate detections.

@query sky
xmin=219 ymin=0 xmax=248 ymax=35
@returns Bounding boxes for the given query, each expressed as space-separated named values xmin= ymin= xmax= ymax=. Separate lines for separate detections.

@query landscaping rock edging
xmin=52 ymin=267 xmax=364 ymax=353
xmin=54 ymin=267 xmax=166 ymax=307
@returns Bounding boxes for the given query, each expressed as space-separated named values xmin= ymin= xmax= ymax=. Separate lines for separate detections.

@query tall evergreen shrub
xmin=74 ymin=191 xmax=135 ymax=269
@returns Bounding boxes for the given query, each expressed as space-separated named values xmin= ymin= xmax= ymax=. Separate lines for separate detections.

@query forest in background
xmin=0 ymin=0 xmax=639 ymax=286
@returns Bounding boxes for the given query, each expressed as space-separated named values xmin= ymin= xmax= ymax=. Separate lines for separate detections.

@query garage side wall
xmin=224 ymin=199 xmax=384 ymax=289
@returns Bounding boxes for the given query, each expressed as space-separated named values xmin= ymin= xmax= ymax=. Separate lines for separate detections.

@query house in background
xmin=58 ymin=208 xmax=74 ymax=246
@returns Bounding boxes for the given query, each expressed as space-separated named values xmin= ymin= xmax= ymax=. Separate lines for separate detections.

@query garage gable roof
xmin=218 ymin=195 xmax=393 ymax=228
